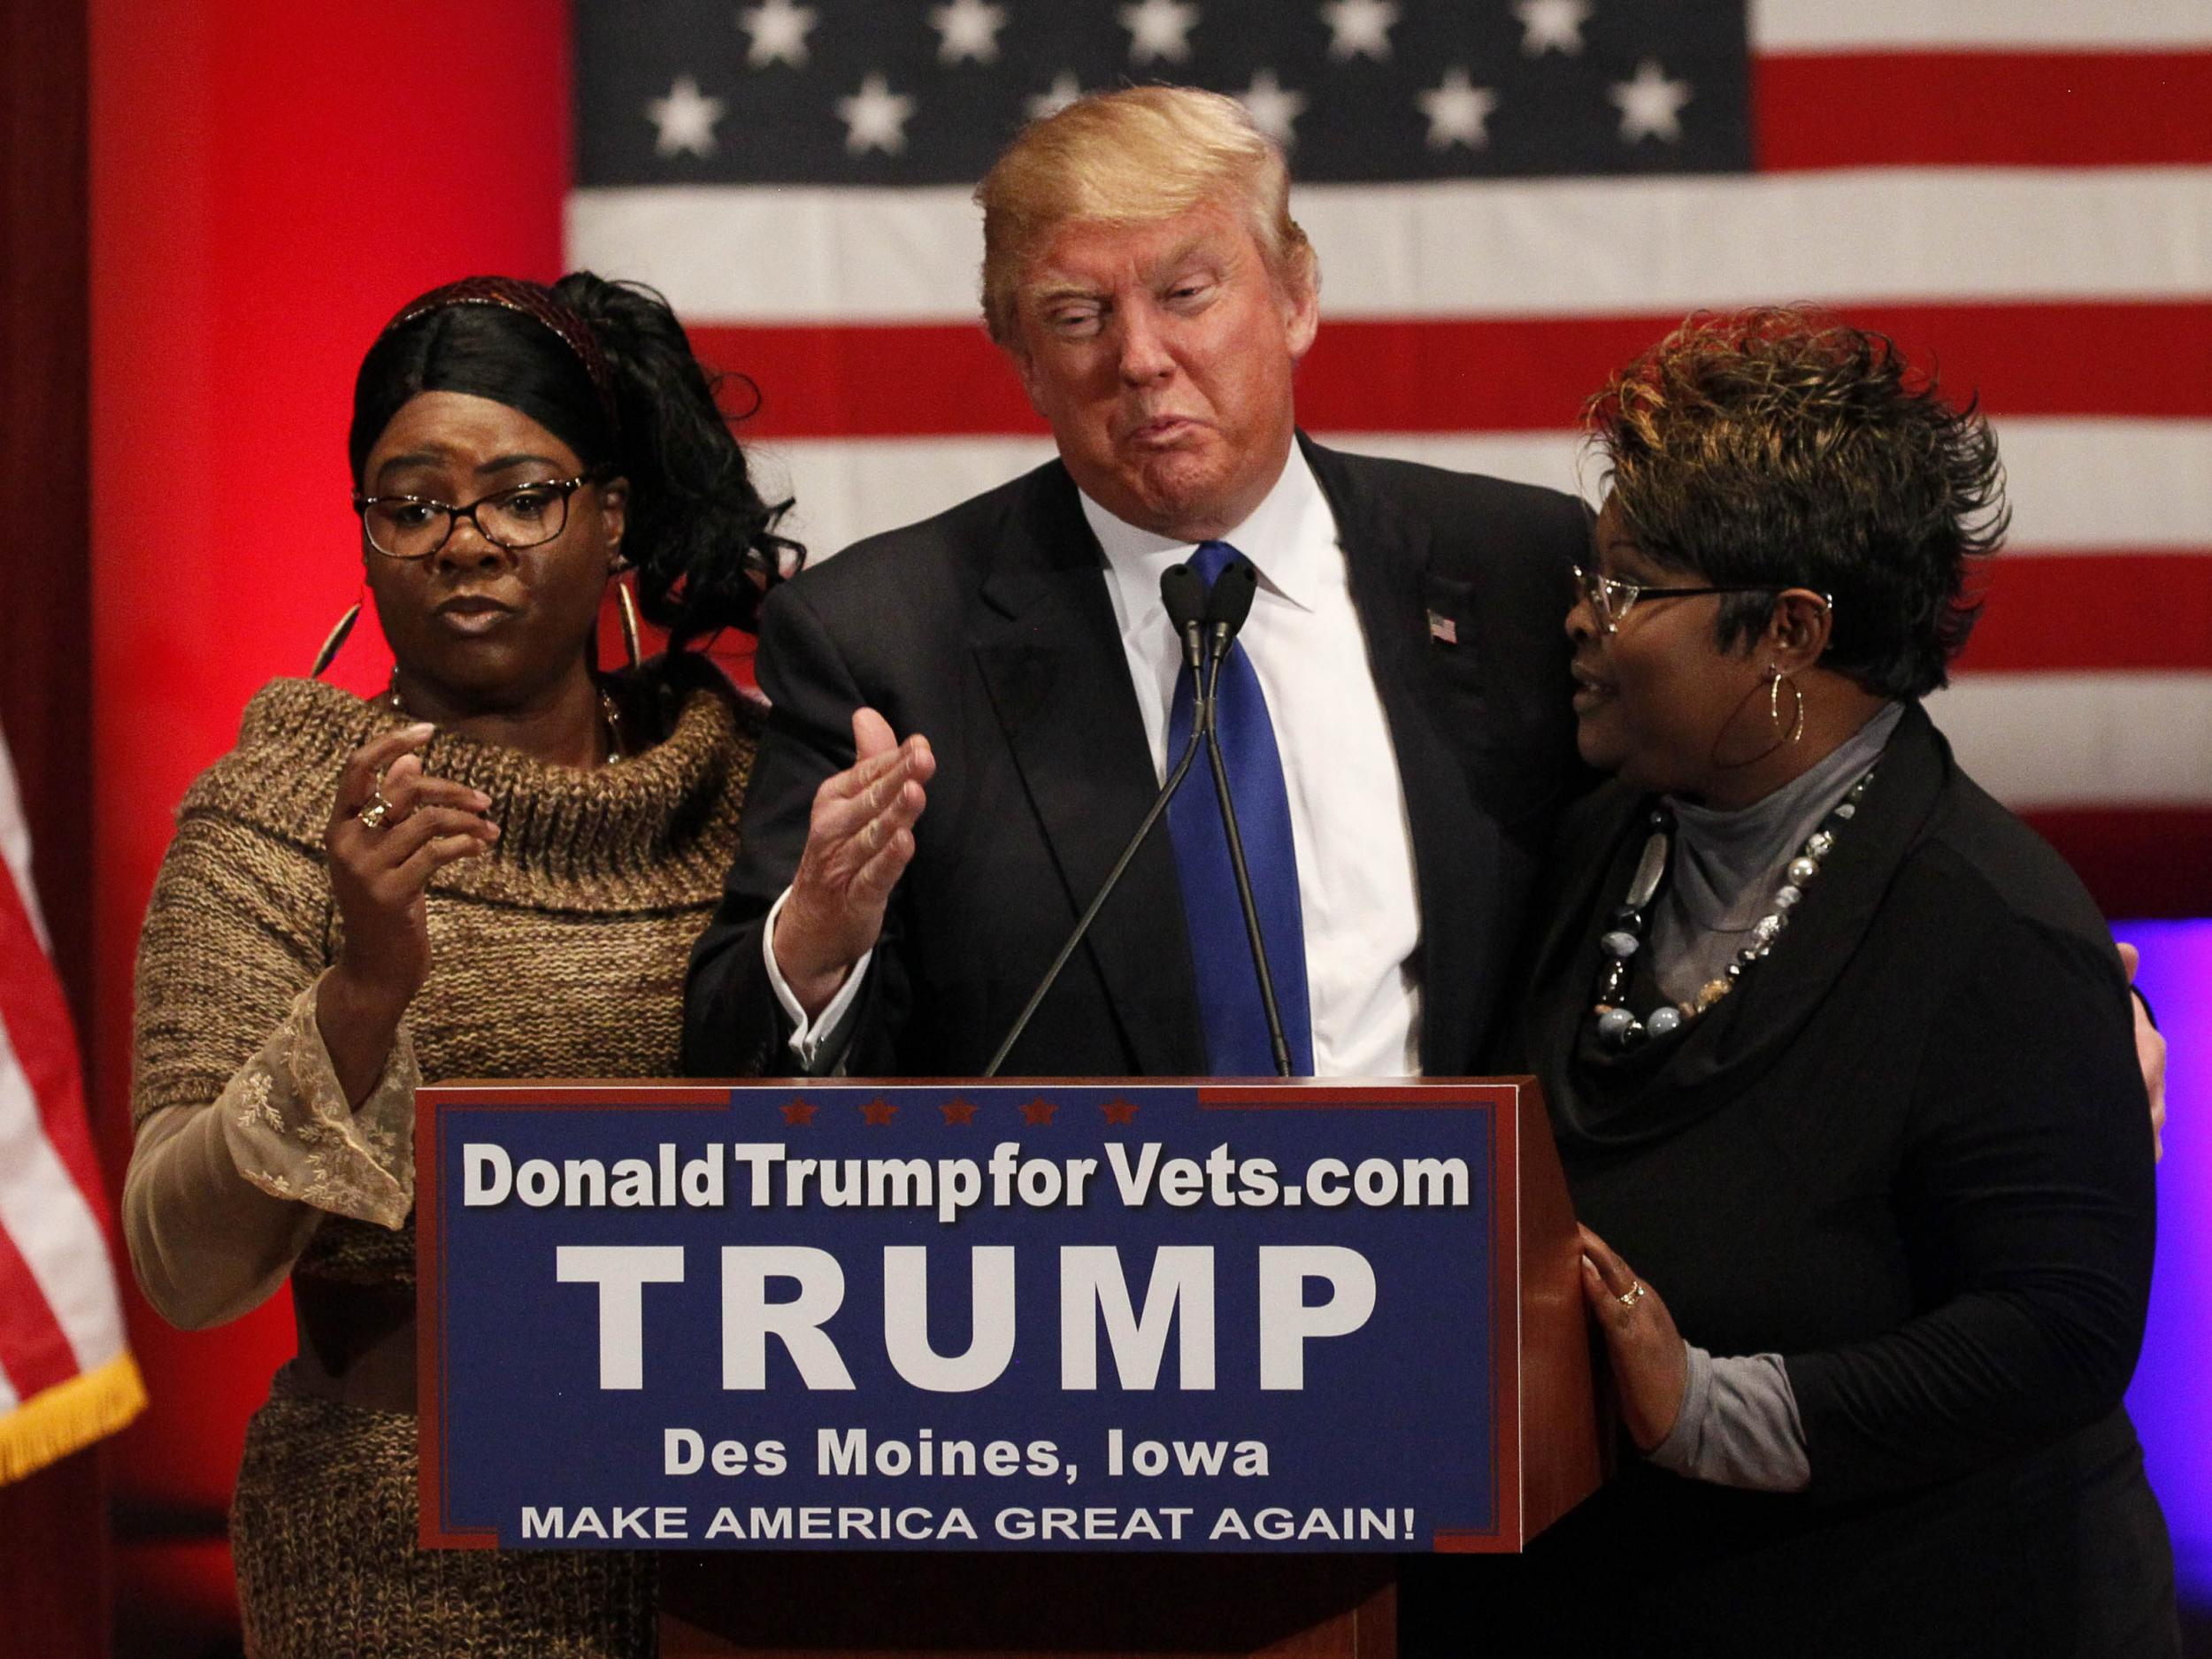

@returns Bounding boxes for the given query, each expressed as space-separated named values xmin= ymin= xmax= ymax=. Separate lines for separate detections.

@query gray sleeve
xmin=1646 ymin=1342 xmax=1811 ymax=1492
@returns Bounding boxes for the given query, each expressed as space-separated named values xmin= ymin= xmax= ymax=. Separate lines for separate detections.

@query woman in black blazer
xmin=1494 ymin=310 xmax=2177 ymax=1656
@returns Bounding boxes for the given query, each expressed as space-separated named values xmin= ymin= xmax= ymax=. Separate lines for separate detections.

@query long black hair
xmin=349 ymin=273 xmax=801 ymax=647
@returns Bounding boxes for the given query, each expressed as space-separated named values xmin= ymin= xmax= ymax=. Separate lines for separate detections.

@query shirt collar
xmin=1076 ymin=442 xmax=1335 ymax=613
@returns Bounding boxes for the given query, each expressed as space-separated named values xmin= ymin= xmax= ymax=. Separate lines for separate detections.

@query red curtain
xmin=86 ymin=3 xmax=568 ymax=1647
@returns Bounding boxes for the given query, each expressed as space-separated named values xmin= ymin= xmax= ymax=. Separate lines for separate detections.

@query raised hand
xmin=772 ymin=708 xmax=935 ymax=1018
xmin=317 ymin=724 xmax=499 ymax=1101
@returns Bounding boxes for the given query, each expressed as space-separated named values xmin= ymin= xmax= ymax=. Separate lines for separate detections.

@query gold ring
xmin=357 ymin=788 xmax=395 ymax=829
xmin=1617 ymin=1280 xmax=1645 ymax=1310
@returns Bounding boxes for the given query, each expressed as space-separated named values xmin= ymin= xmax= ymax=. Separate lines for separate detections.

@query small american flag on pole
xmin=0 ymin=726 xmax=145 ymax=1483
xmin=568 ymin=0 xmax=2212 ymax=907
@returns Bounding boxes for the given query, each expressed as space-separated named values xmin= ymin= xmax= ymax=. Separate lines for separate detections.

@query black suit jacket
xmin=683 ymin=436 xmax=1591 ymax=1079
xmin=1407 ymin=703 xmax=2176 ymax=1656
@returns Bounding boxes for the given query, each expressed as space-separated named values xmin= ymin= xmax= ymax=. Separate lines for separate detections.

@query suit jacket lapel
xmin=970 ymin=465 xmax=1206 ymax=1076
xmin=1304 ymin=436 xmax=1503 ymax=1076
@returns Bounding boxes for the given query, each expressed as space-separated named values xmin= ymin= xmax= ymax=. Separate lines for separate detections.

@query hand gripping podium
xmin=415 ymin=1078 xmax=1601 ymax=1658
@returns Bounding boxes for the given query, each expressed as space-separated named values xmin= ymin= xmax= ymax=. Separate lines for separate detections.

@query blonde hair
xmin=975 ymin=85 xmax=1318 ymax=348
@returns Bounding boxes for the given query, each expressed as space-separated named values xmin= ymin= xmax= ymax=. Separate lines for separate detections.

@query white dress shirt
xmin=772 ymin=446 xmax=1425 ymax=1076
xmin=1080 ymin=446 xmax=1423 ymax=1077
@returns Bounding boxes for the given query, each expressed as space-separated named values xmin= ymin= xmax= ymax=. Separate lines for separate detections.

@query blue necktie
xmin=1165 ymin=541 xmax=1315 ymax=1076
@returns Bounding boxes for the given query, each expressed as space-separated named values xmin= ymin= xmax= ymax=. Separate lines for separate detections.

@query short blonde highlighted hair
xmin=1584 ymin=307 xmax=2006 ymax=699
xmin=975 ymin=86 xmax=1319 ymax=348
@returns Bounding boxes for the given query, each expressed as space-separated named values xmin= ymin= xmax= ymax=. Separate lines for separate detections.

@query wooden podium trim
xmin=657 ymin=1552 xmax=1399 ymax=1658
xmin=1511 ymin=1078 xmax=1603 ymax=1547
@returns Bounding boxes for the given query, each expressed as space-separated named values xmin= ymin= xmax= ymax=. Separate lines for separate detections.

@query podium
xmin=658 ymin=1551 xmax=1402 ymax=1656
xmin=415 ymin=1077 xmax=1601 ymax=1659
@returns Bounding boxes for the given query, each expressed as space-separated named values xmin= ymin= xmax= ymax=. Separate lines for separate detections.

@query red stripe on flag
xmin=1302 ymin=306 xmax=2212 ymax=431
xmin=1955 ymin=553 xmax=2212 ymax=673
xmin=716 ymin=322 xmax=1042 ymax=440
xmin=0 ymin=858 xmax=108 ymax=1237
xmin=0 ymin=1201 xmax=81 ymax=1402
xmin=2024 ymin=807 xmax=2212 ymax=921
xmin=1755 ymin=52 xmax=2212 ymax=170
xmin=1847 ymin=303 xmax=2212 ymax=421
xmin=696 ymin=302 xmax=2212 ymax=440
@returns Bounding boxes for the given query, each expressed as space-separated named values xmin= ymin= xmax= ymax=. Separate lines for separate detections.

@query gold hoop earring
xmin=1769 ymin=668 xmax=1806 ymax=744
xmin=615 ymin=573 xmax=643 ymax=671
xmin=310 ymin=602 xmax=361 ymax=680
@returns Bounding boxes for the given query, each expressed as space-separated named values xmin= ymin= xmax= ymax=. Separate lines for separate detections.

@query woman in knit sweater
xmin=125 ymin=273 xmax=796 ymax=1657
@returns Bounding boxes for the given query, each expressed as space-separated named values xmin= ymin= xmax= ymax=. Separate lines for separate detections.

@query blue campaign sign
xmin=418 ymin=1080 xmax=1529 ymax=1554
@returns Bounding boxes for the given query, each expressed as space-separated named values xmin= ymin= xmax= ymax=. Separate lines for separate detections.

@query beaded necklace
xmin=1592 ymin=765 xmax=1876 ymax=1047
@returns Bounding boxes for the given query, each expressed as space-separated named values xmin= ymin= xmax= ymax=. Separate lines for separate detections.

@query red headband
xmin=384 ymin=276 xmax=621 ymax=438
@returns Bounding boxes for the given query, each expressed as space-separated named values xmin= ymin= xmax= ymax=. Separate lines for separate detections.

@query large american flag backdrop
xmin=569 ymin=0 xmax=2212 ymax=915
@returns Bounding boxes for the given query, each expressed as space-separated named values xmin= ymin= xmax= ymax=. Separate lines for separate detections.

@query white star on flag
xmin=931 ymin=0 xmax=1009 ymax=65
xmin=1319 ymin=0 xmax=1398 ymax=62
xmin=1609 ymin=58 xmax=1692 ymax=143
xmin=1512 ymin=0 xmax=1590 ymax=57
xmin=646 ymin=75 xmax=725 ymax=157
xmin=1417 ymin=66 xmax=1497 ymax=150
xmin=1026 ymin=71 xmax=1086 ymax=121
xmin=1119 ymin=0 xmax=1200 ymax=65
xmin=1236 ymin=69 xmax=1308 ymax=146
xmin=837 ymin=72 xmax=917 ymax=154
xmin=737 ymin=0 xmax=817 ymax=68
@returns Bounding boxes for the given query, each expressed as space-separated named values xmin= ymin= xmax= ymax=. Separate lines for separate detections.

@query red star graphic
xmin=1020 ymin=1098 xmax=1057 ymax=1125
xmin=861 ymin=1099 xmax=899 ymax=1125
xmin=940 ymin=1100 xmax=978 ymax=1125
xmin=780 ymin=1101 xmax=817 ymax=1125
xmin=1101 ymin=1099 xmax=1141 ymax=1125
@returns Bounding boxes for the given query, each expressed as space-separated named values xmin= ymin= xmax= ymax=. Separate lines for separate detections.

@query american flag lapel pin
xmin=1427 ymin=610 xmax=1459 ymax=646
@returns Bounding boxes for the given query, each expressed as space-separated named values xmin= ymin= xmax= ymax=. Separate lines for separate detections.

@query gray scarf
xmin=1651 ymin=703 xmax=1905 ymax=1008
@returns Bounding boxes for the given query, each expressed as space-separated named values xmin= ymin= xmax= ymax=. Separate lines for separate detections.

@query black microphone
xmin=1194 ymin=557 xmax=1294 ymax=1077
xmin=981 ymin=565 xmax=1216 ymax=1078
xmin=1161 ymin=563 xmax=1207 ymax=673
xmin=1203 ymin=557 xmax=1257 ymax=664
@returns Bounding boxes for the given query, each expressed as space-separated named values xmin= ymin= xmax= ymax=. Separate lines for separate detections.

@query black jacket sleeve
xmin=1786 ymin=911 xmax=2157 ymax=1502
xmin=681 ymin=579 xmax=906 ymax=1077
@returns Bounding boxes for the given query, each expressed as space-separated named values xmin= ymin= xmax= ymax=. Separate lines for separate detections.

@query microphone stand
xmin=981 ymin=567 xmax=1212 ymax=1079
xmin=1195 ymin=563 xmax=1294 ymax=1078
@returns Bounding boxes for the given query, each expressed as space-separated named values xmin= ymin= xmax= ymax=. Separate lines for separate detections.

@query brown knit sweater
xmin=124 ymin=659 xmax=754 ymax=1658
xmin=127 ymin=661 xmax=755 ymax=1310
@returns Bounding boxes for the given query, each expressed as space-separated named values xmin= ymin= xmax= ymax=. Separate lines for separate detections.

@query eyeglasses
xmin=1571 ymin=564 xmax=1810 ymax=636
xmin=353 ymin=473 xmax=603 ymax=561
